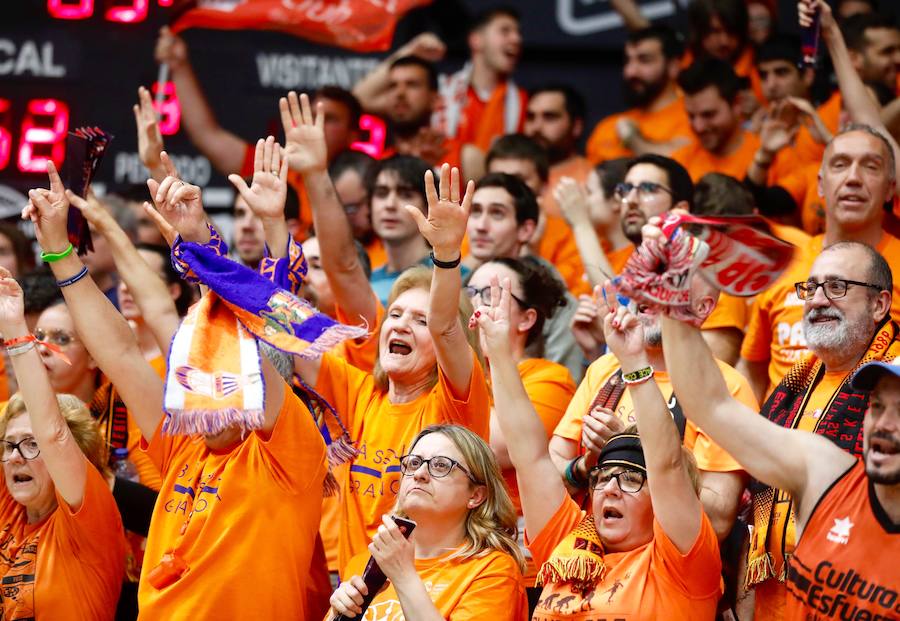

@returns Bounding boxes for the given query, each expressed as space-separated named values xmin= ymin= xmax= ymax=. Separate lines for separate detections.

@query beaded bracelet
xmin=56 ymin=266 xmax=89 ymax=288
xmin=40 ymin=243 xmax=74 ymax=263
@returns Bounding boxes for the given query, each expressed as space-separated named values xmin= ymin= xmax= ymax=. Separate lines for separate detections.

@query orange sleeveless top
xmin=786 ymin=461 xmax=900 ymax=620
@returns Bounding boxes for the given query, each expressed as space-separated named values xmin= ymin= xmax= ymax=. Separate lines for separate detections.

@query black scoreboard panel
xmin=0 ymin=0 xmax=657 ymax=209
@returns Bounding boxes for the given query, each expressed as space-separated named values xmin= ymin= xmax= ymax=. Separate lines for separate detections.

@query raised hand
xmin=133 ymin=86 xmax=165 ymax=178
xmin=597 ymin=281 xmax=648 ymax=367
xmin=141 ymin=202 xmax=178 ymax=247
xmin=154 ymin=26 xmax=188 ymax=71
xmin=798 ymin=0 xmax=834 ymax=33
xmin=67 ymin=188 xmax=114 ymax=234
xmin=570 ymin=291 xmax=606 ymax=360
xmin=554 ymin=177 xmax=591 ymax=228
xmin=22 ymin=161 xmax=71 ymax=253
xmin=759 ymin=102 xmax=799 ymax=155
xmin=406 ymin=164 xmax=473 ymax=259
xmin=0 ymin=266 xmax=25 ymax=328
xmin=472 ymin=275 xmax=514 ymax=357
xmin=784 ymin=96 xmax=833 ymax=145
xmin=227 ymin=136 xmax=289 ymax=222
xmin=280 ymin=92 xmax=327 ymax=174
xmin=146 ymin=152 xmax=209 ymax=243
xmin=401 ymin=32 xmax=446 ymax=62
xmin=405 ymin=127 xmax=449 ymax=166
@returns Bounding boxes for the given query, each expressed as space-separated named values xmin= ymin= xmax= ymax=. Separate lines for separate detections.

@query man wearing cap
xmin=661 ymin=239 xmax=900 ymax=621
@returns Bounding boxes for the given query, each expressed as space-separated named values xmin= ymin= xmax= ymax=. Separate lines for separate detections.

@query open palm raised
xmin=280 ymin=91 xmax=327 ymax=175
xmin=405 ymin=164 xmax=473 ymax=257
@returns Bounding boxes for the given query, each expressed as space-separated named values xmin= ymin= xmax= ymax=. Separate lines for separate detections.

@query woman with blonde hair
xmin=295 ymin=164 xmax=492 ymax=574
xmin=328 ymin=423 xmax=527 ymax=620
xmin=0 ymin=265 xmax=125 ymax=619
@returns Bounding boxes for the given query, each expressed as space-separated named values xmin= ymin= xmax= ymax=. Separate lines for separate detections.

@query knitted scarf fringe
xmin=163 ymin=408 xmax=265 ymax=435
xmin=536 ymin=556 xmax=606 ymax=596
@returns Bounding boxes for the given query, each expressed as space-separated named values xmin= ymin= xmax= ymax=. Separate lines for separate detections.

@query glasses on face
xmin=399 ymin=454 xmax=481 ymax=484
xmin=794 ymin=279 xmax=883 ymax=301
xmin=1 ymin=437 xmax=40 ymax=462
xmin=34 ymin=328 xmax=78 ymax=347
xmin=590 ymin=466 xmax=646 ymax=494
xmin=614 ymin=181 xmax=673 ymax=203
xmin=464 ymin=285 xmax=531 ymax=309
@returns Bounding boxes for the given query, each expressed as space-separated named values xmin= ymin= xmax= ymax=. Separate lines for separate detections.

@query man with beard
xmin=549 ymin=268 xmax=754 ymax=544
xmin=523 ymin=84 xmax=593 ymax=218
xmin=740 ymin=124 xmax=900 ymax=402
xmin=660 ymin=242 xmax=900 ymax=621
xmin=672 ymin=57 xmax=762 ymax=181
xmin=817 ymin=13 xmax=900 ymax=135
xmin=585 ymin=25 xmax=692 ymax=164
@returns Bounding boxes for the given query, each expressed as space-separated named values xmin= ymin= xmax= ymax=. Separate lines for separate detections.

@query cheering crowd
xmin=2 ymin=0 xmax=899 ymax=619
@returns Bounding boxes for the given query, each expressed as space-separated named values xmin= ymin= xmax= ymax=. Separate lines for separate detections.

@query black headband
xmin=596 ymin=433 xmax=646 ymax=473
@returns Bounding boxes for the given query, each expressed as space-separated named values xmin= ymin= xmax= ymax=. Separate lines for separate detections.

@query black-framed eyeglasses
xmin=399 ymin=454 xmax=481 ymax=484
xmin=589 ymin=466 xmax=646 ymax=494
xmin=34 ymin=328 xmax=77 ymax=348
xmin=613 ymin=181 xmax=673 ymax=202
xmin=464 ymin=285 xmax=532 ymax=309
xmin=0 ymin=437 xmax=40 ymax=462
xmin=794 ymin=279 xmax=883 ymax=301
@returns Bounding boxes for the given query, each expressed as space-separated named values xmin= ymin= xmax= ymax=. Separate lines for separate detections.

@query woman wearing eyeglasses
xmin=328 ymin=424 xmax=527 ymax=620
xmin=294 ymin=165 xmax=492 ymax=575
xmin=476 ymin=276 xmax=722 ymax=620
xmin=0 ymin=266 xmax=125 ymax=619
xmin=465 ymin=257 xmax=576 ymax=584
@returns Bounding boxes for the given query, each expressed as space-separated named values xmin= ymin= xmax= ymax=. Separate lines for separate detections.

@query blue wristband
xmin=56 ymin=266 xmax=89 ymax=288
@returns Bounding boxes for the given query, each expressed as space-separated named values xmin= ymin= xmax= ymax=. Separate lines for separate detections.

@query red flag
xmin=170 ymin=0 xmax=432 ymax=52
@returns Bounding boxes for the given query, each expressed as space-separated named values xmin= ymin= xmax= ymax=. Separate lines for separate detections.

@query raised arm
xmin=808 ymin=0 xmax=900 ymax=180
xmin=554 ymin=178 xmax=615 ymax=287
xmin=406 ymin=164 xmax=475 ymax=394
xmin=476 ymin=277 xmax=567 ymax=538
xmin=660 ymin=313 xmax=854 ymax=509
xmin=67 ymin=189 xmax=181 ymax=355
xmin=279 ymin=92 xmax=377 ymax=327
xmin=599 ymin=291 xmax=703 ymax=552
xmin=134 ymin=86 xmax=167 ymax=183
xmin=608 ymin=0 xmax=651 ymax=31
xmin=23 ymin=164 xmax=164 ymax=441
xmin=155 ymin=27 xmax=247 ymax=175
xmin=0 ymin=270 xmax=89 ymax=509
xmin=352 ymin=33 xmax=446 ymax=115
xmin=228 ymin=136 xmax=290 ymax=258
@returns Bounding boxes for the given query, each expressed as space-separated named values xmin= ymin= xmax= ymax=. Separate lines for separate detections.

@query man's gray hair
xmin=829 ymin=123 xmax=897 ymax=181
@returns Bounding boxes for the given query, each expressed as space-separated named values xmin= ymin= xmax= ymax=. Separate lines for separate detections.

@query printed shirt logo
xmin=826 ymin=517 xmax=853 ymax=545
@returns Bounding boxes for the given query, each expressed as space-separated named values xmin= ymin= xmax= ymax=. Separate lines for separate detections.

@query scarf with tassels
xmin=166 ymin=225 xmax=367 ymax=443
xmin=536 ymin=514 xmax=606 ymax=595
xmin=746 ymin=319 xmax=900 ymax=588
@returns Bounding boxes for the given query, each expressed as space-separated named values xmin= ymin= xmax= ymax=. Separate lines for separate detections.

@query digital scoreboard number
xmin=1 ymin=0 xmax=388 ymax=204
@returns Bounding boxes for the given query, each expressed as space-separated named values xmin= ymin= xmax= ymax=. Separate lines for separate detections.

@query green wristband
xmin=40 ymin=243 xmax=74 ymax=263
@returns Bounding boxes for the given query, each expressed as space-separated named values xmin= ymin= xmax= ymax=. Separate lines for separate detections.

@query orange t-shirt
xmin=538 ymin=215 xmax=591 ymax=297
xmin=527 ymin=495 xmax=722 ymax=620
xmin=785 ymin=462 xmax=900 ymax=621
xmin=0 ymin=459 xmax=126 ymax=621
xmin=702 ymin=292 xmax=748 ymax=332
xmin=314 ymin=349 xmax=491 ymax=575
xmin=671 ymin=130 xmax=761 ymax=181
xmin=586 ymin=96 xmax=692 ymax=164
xmin=365 ymin=236 xmax=387 ymax=271
xmin=318 ymin=300 xmax=384 ymax=574
xmin=125 ymin=355 xmax=167 ymax=492
xmin=502 ymin=358 xmax=576 ymax=513
xmin=241 ymin=144 xmax=314 ymax=242
xmin=817 ymin=91 xmax=842 ymax=135
xmin=543 ymin=156 xmax=595 ymax=218
xmin=777 ymin=163 xmax=827 ymax=235
xmin=607 ymin=244 xmax=635 ymax=275
xmin=336 ymin=546 xmax=527 ymax=620
xmin=138 ymin=390 xmax=327 ymax=619
xmin=451 ymin=82 xmax=528 ymax=153
xmin=554 ymin=354 xmax=755 ymax=473
xmin=752 ymin=369 xmax=847 ymax=621
xmin=767 ymin=219 xmax=812 ymax=249
xmin=741 ymin=233 xmax=900 ymax=393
